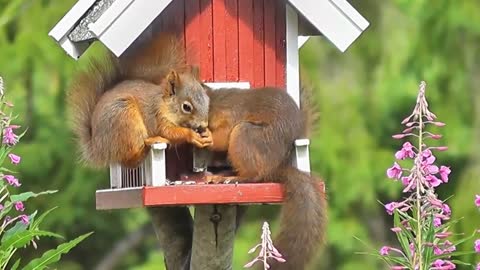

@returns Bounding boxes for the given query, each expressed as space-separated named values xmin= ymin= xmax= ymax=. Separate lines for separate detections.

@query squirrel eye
xmin=182 ymin=102 xmax=193 ymax=114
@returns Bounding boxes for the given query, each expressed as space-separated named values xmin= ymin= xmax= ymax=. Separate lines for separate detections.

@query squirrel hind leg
xmin=95 ymin=97 xmax=149 ymax=168
xmin=227 ymin=122 xmax=285 ymax=181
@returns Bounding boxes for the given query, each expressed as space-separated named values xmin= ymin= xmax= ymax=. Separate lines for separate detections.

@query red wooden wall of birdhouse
xmin=152 ymin=0 xmax=287 ymax=88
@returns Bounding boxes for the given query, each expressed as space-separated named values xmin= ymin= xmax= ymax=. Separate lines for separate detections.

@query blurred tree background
xmin=0 ymin=0 xmax=479 ymax=269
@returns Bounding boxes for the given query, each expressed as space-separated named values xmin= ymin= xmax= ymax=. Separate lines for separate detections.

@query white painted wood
xmin=89 ymin=0 xmax=173 ymax=56
xmin=204 ymin=82 xmax=251 ymax=89
xmin=88 ymin=0 xmax=135 ymax=36
xmin=288 ymin=0 xmax=369 ymax=52
xmin=293 ymin=139 xmax=311 ymax=173
xmin=298 ymin=36 xmax=310 ymax=48
xmin=109 ymin=163 xmax=122 ymax=189
xmin=49 ymin=0 xmax=96 ymax=39
xmin=48 ymin=0 xmax=96 ymax=59
xmin=330 ymin=0 xmax=370 ymax=30
xmin=286 ymin=4 xmax=300 ymax=107
xmin=144 ymin=143 xmax=167 ymax=186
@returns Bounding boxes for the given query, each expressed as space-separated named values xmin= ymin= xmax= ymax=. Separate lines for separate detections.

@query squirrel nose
xmin=195 ymin=126 xmax=206 ymax=134
xmin=194 ymin=122 xmax=208 ymax=134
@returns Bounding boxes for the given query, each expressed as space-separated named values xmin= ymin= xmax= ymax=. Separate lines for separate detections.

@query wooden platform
xmin=96 ymin=182 xmax=325 ymax=210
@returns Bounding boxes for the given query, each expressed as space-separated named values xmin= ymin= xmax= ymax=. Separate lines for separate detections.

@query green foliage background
xmin=0 ymin=0 xmax=479 ymax=269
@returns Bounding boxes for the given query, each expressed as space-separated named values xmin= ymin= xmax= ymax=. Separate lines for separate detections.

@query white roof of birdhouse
xmin=49 ymin=0 xmax=369 ymax=59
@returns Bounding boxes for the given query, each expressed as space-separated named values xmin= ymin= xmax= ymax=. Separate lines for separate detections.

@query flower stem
xmin=415 ymin=109 xmax=424 ymax=269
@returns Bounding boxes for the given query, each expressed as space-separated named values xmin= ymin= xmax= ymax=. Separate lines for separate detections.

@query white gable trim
xmin=89 ymin=0 xmax=173 ymax=57
xmin=288 ymin=0 xmax=369 ymax=52
xmin=298 ymin=36 xmax=310 ymax=48
xmin=286 ymin=4 xmax=300 ymax=107
xmin=48 ymin=0 xmax=96 ymax=59
xmin=204 ymin=82 xmax=251 ymax=90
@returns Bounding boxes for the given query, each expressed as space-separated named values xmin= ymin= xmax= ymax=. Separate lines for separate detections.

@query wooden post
xmin=148 ymin=206 xmax=193 ymax=270
xmin=190 ymin=205 xmax=237 ymax=270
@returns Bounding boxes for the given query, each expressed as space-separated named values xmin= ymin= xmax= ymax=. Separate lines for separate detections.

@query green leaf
xmin=10 ymin=259 xmax=21 ymax=270
xmin=21 ymin=232 xmax=93 ymax=270
xmin=10 ymin=190 xmax=57 ymax=203
xmin=0 ymin=167 xmax=17 ymax=174
xmin=31 ymin=207 xmax=57 ymax=230
xmin=450 ymin=260 xmax=473 ymax=266
xmin=0 ymin=230 xmax=62 ymax=251
xmin=423 ymin=215 xmax=435 ymax=265
xmin=2 ymin=211 xmax=37 ymax=244
xmin=393 ymin=210 xmax=411 ymax=260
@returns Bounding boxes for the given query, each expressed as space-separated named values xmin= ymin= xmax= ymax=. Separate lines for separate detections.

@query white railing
xmin=108 ymin=139 xmax=310 ymax=189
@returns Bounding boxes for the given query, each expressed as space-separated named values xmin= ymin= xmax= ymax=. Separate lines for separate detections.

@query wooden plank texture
xmin=185 ymin=0 xmax=201 ymax=64
xmin=225 ymin=0 xmax=239 ymax=81
xmin=143 ymin=182 xmax=324 ymax=206
xmin=252 ymin=0 xmax=265 ymax=87
xmin=264 ymin=0 xmax=276 ymax=87
xmin=212 ymin=0 xmax=227 ymax=81
xmin=200 ymin=0 xmax=214 ymax=82
xmin=275 ymin=0 xmax=286 ymax=88
xmin=96 ymin=188 xmax=143 ymax=210
xmin=238 ymin=0 xmax=253 ymax=85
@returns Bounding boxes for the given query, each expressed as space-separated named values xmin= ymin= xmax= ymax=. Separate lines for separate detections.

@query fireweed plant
xmin=360 ymin=81 xmax=480 ymax=270
xmin=0 ymin=77 xmax=91 ymax=270
xmin=244 ymin=221 xmax=285 ymax=269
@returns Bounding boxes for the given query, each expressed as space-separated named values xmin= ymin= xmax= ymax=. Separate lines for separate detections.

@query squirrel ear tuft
xmin=188 ymin=65 xmax=200 ymax=81
xmin=165 ymin=70 xmax=179 ymax=96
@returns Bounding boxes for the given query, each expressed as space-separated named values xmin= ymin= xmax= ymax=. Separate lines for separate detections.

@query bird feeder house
xmin=50 ymin=0 xmax=368 ymax=267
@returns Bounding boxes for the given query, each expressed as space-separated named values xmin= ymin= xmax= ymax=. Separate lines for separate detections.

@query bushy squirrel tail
xmin=119 ymin=32 xmax=188 ymax=83
xmin=271 ymin=166 xmax=327 ymax=270
xmin=67 ymin=33 xmax=187 ymax=166
xmin=67 ymin=54 xmax=120 ymax=165
xmin=299 ymin=78 xmax=320 ymax=138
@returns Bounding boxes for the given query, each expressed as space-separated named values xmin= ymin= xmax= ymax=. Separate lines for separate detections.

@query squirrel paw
xmin=145 ymin=136 xmax=170 ymax=146
xmin=190 ymin=129 xmax=213 ymax=148
xmin=205 ymin=175 xmax=228 ymax=184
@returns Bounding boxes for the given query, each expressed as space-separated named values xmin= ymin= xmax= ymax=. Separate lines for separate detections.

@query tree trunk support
xmin=190 ymin=205 xmax=237 ymax=270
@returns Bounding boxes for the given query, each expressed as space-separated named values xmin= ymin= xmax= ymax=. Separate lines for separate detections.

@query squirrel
xmin=204 ymin=85 xmax=326 ymax=270
xmin=67 ymin=34 xmax=212 ymax=168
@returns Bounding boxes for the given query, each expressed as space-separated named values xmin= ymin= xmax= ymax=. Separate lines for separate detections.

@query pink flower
xmin=426 ymin=175 xmax=442 ymax=188
xmin=474 ymin=195 xmax=480 ymax=207
xmin=475 ymin=239 xmax=480 ymax=253
xmin=385 ymin=202 xmax=398 ymax=215
xmin=390 ymin=227 xmax=402 ymax=233
xmin=432 ymin=259 xmax=456 ymax=270
xmin=424 ymin=164 xmax=439 ymax=174
xmin=409 ymin=242 xmax=415 ymax=255
xmin=401 ymin=176 xmax=411 ymax=186
xmin=442 ymin=204 xmax=451 ymax=216
xmin=443 ymin=240 xmax=456 ymax=253
xmin=387 ymin=162 xmax=403 ymax=179
xmin=433 ymin=217 xmax=442 ymax=227
xmin=395 ymin=142 xmax=415 ymax=160
xmin=434 ymin=246 xmax=443 ymax=255
xmin=380 ymin=246 xmax=390 ymax=255
xmin=3 ymin=126 xmax=18 ymax=145
xmin=8 ymin=153 xmax=20 ymax=165
xmin=3 ymin=175 xmax=20 ymax=187
xmin=435 ymin=232 xmax=452 ymax=239
xmin=476 ymin=263 xmax=480 ymax=270
xmin=439 ymin=166 xmax=451 ymax=183
xmin=14 ymin=202 xmax=24 ymax=212
xmin=19 ymin=215 xmax=29 ymax=225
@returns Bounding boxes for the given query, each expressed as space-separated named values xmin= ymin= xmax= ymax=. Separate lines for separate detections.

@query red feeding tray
xmin=96 ymin=182 xmax=325 ymax=210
